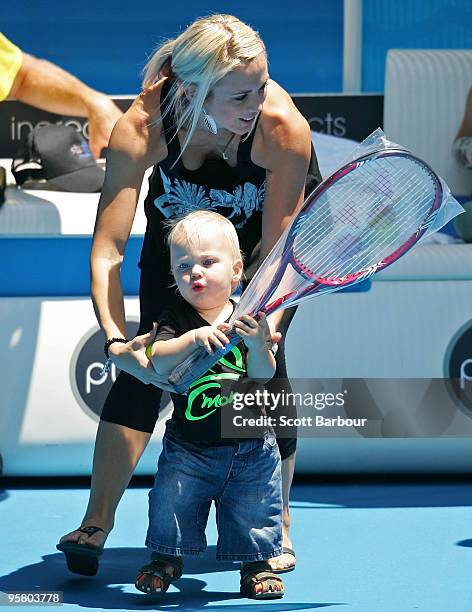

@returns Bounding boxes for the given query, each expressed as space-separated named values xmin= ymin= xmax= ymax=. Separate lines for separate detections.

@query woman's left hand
xmin=108 ymin=325 xmax=176 ymax=391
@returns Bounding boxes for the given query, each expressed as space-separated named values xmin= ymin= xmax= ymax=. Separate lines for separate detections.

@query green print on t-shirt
xmin=185 ymin=345 xmax=246 ymax=421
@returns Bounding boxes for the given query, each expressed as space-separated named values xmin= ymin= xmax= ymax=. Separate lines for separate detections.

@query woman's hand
xmin=108 ymin=324 xmax=175 ymax=391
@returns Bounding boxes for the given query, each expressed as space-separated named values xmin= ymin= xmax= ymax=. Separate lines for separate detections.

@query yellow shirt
xmin=0 ymin=33 xmax=23 ymax=101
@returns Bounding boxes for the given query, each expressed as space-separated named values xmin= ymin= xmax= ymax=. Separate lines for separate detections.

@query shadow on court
xmin=290 ymin=482 xmax=472 ymax=508
xmin=457 ymin=539 xmax=472 ymax=548
xmin=0 ymin=545 xmax=341 ymax=610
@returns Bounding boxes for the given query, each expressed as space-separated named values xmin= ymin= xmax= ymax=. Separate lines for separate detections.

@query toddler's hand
xmin=194 ymin=325 xmax=230 ymax=355
xmin=234 ymin=312 xmax=280 ymax=352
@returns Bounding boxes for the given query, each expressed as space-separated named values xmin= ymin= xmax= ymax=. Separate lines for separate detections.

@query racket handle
xmin=168 ymin=329 xmax=241 ymax=394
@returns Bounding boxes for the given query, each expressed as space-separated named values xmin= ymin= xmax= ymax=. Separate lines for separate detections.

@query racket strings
xmin=292 ymin=159 xmax=435 ymax=281
xmin=300 ymin=157 xmax=429 ymax=248
xmin=310 ymin=170 xmax=432 ymax=278
xmin=325 ymin=171 xmax=433 ymax=278
xmin=237 ymin=160 xmax=430 ymax=311
xmin=237 ymin=156 xmax=437 ymax=319
xmin=299 ymin=185 xmax=427 ymax=281
xmin=292 ymin=159 xmax=409 ymax=259
xmin=296 ymin=158 xmax=428 ymax=256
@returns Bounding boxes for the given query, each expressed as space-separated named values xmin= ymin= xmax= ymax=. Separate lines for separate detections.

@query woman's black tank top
xmin=140 ymin=78 xmax=321 ymax=282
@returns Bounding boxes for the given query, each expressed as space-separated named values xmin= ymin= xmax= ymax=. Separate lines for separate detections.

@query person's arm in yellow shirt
xmin=0 ymin=33 xmax=122 ymax=158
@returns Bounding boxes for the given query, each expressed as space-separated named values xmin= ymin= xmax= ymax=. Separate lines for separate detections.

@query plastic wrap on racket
xmin=169 ymin=329 xmax=241 ymax=394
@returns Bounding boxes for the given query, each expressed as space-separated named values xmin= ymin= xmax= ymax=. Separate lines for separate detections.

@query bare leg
xmin=267 ymin=451 xmax=296 ymax=572
xmin=58 ymin=420 xmax=151 ymax=549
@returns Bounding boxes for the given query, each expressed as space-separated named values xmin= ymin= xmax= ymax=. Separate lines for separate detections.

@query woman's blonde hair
xmin=167 ymin=211 xmax=242 ymax=264
xmin=142 ymin=14 xmax=266 ymax=158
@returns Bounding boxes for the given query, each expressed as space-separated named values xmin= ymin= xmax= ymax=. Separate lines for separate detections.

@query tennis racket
xmin=169 ymin=149 xmax=443 ymax=393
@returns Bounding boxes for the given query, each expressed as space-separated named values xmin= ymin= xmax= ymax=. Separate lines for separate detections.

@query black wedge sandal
xmin=56 ymin=526 xmax=105 ymax=576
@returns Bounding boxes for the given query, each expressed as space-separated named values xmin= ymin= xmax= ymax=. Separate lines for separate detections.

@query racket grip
xmin=168 ymin=329 xmax=241 ymax=394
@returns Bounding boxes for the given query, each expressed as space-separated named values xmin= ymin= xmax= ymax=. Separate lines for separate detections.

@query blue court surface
xmin=1 ymin=480 xmax=472 ymax=611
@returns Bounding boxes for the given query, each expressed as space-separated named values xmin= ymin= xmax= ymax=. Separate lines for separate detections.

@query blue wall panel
xmin=0 ymin=236 xmax=143 ymax=297
xmin=2 ymin=1 xmax=343 ymax=94
xmin=362 ymin=0 xmax=472 ymax=92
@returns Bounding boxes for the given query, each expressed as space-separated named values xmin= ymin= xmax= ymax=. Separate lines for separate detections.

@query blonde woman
xmin=57 ymin=14 xmax=321 ymax=577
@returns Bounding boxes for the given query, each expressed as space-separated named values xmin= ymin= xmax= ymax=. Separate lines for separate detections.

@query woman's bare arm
xmin=252 ymin=82 xmax=312 ymax=331
xmin=90 ymin=84 xmax=170 ymax=385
